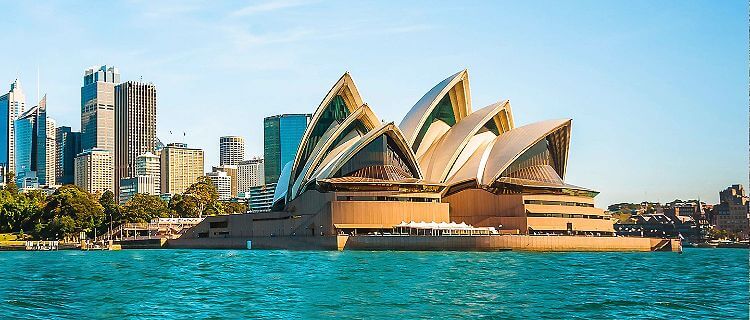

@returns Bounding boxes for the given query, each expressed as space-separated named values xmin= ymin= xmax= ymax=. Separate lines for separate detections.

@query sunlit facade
xmin=264 ymin=70 xmax=613 ymax=237
xmin=0 ymin=79 xmax=25 ymax=174
xmin=219 ymin=136 xmax=245 ymax=166
xmin=238 ymin=158 xmax=264 ymax=194
xmin=177 ymin=70 xmax=681 ymax=251
xmin=114 ymin=80 xmax=157 ymax=196
xmin=206 ymin=171 xmax=232 ymax=201
xmin=160 ymin=143 xmax=204 ymax=195
xmin=401 ymin=70 xmax=612 ymax=235
xmin=74 ymin=148 xmax=113 ymax=194
xmin=81 ymin=66 xmax=118 ymax=153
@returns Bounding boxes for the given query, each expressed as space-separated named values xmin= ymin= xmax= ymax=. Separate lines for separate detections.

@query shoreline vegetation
xmin=0 ymin=174 xmax=245 ymax=245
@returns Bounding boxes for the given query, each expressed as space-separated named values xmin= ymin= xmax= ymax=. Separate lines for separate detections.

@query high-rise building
xmin=263 ymin=114 xmax=310 ymax=184
xmin=160 ymin=143 xmax=204 ymax=195
xmin=238 ymin=158 xmax=264 ymax=195
xmin=135 ymin=152 xmax=160 ymax=194
xmin=219 ymin=136 xmax=244 ymax=166
xmin=212 ymin=165 xmax=237 ymax=198
xmin=206 ymin=171 xmax=231 ymax=201
xmin=0 ymin=79 xmax=25 ymax=174
xmin=115 ymin=81 xmax=156 ymax=195
xmin=14 ymin=95 xmax=49 ymax=186
xmin=119 ymin=175 xmax=158 ymax=204
xmin=81 ymin=66 xmax=119 ymax=152
xmin=74 ymin=148 xmax=113 ymax=194
xmin=45 ymin=117 xmax=56 ymax=186
xmin=55 ymin=127 xmax=82 ymax=185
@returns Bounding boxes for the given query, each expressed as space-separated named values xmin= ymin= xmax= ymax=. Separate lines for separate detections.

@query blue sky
xmin=1 ymin=0 xmax=746 ymax=206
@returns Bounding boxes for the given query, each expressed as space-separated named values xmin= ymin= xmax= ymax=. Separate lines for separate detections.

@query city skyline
xmin=0 ymin=0 xmax=746 ymax=206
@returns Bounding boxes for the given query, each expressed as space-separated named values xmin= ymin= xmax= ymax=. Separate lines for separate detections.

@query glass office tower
xmin=0 ymin=79 xmax=25 ymax=173
xmin=14 ymin=96 xmax=48 ymax=186
xmin=55 ymin=126 xmax=82 ymax=185
xmin=263 ymin=114 xmax=310 ymax=184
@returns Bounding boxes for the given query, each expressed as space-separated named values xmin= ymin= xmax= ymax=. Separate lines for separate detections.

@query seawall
xmin=168 ymin=235 xmax=680 ymax=252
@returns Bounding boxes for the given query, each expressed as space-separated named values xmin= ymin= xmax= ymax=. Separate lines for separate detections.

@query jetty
xmin=25 ymin=241 xmax=59 ymax=251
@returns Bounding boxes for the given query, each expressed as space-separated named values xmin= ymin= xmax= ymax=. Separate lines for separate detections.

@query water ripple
xmin=0 ymin=249 xmax=747 ymax=319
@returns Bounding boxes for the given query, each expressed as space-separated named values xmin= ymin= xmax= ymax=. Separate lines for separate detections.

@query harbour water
xmin=0 ymin=249 xmax=747 ymax=319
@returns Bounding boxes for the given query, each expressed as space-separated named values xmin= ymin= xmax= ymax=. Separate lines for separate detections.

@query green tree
xmin=0 ymin=189 xmax=17 ymax=232
xmin=41 ymin=215 xmax=76 ymax=241
xmin=0 ymin=189 xmax=45 ymax=234
xmin=176 ymin=177 xmax=219 ymax=218
xmin=44 ymin=185 xmax=105 ymax=238
xmin=223 ymin=202 xmax=248 ymax=214
xmin=99 ymin=190 xmax=121 ymax=230
xmin=204 ymin=201 xmax=224 ymax=216
xmin=14 ymin=190 xmax=45 ymax=233
xmin=3 ymin=172 xmax=18 ymax=196
xmin=122 ymin=194 xmax=169 ymax=223
xmin=168 ymin=193 xmax=183 ymax=213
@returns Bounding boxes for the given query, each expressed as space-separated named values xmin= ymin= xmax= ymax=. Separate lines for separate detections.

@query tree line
xmin=0 ymin=176 xmax=247 ymax=241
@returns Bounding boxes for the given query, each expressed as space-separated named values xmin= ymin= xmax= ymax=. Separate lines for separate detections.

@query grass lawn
xmin=0 ymin=233 xmax=18 ymax=241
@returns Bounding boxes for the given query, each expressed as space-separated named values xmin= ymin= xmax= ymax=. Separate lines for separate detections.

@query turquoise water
xmin=0 ymin=249 xmax=747 ymax=319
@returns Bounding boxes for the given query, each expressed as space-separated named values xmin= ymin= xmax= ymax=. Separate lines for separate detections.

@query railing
xmin=101 ymin=221 xmax=201 ymax=241
xmin=25 ymin=241 xmax=59 ymax=251
xmin=101 ymin=223 xmax=153 ymax=241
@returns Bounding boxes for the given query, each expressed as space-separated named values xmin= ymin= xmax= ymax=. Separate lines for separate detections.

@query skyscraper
xmin=238 ymin=157 xmax=264 ymax=195
xmin=219 ymin=136 xmax=245 ymax=166
xmin=55 ymin=126 xmax=82 ymax=185
xmin=135 ymin=151 xmax=160 ymax=194
xmin=74 ymin=148 xmax=113 ymax=194
xmin=81 ymin=66 xmax=119 ymax=152
xmin=0 ymin=79 xmax=25 ymax=174
xmin=45 ymin=117 xmax=56 ymax=185
xmin=263 ymin=114 xmax=310 ymax=184
xmin=14 ymin=95 xmax=49 ymax=186
xmin=160 ymin=143 xmax=204 ymax=195
xmin=114 ymin=81 xmax=156 ymax=194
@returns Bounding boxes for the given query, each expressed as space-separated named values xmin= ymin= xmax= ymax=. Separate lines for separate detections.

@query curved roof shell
xmin=278 ymin=69 xmax=589 ymax=209
xmin=418 ymin=100 xmax=514 ymax=183
xmin=289 ymin=72 xmax=364 ymax=187
xmin=447 ymin=119 xmax=571 ymax=187
xmin=312 ymin=122 xmax=423 ymax=182
xmin=289 ymin=104 xmax=380 ymax=200
xmin=399 ymin=70 xmax=472 ymax=157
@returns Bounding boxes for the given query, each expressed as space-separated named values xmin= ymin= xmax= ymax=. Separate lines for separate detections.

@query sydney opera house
xmin=176 ymin=70 xmax=679 ymax=251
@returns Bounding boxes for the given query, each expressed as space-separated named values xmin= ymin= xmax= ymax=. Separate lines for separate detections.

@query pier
xmin=25 ymin=241 xmax=59 ymax=251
